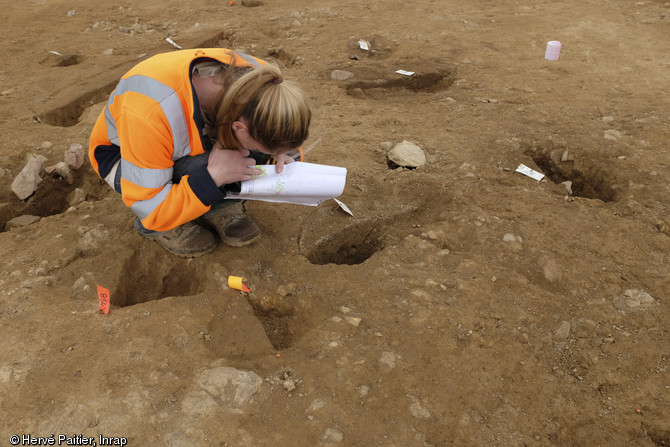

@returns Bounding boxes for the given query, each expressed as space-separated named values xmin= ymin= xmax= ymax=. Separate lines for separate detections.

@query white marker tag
xmin=515 ymin=164 xmax=545 ymax=181
xmin=334 ymin=198 xmax=353 ymax=216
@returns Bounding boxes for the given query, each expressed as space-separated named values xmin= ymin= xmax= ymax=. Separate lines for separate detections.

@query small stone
xmin=331 ymin=70 xmax=354 ymax=81
xmin=306 ymin=397 xmax=326 ymax=413
xmin=424 ymin=229 xmax=444 ymax=240
xmin=387 ymin=140 xmax=426 ymax=168
xmin=357 ymin=385 xmax=369 ymax=397
xmin=283 ymin=379 xmax=296 ymax=392
xmin=5 ymin=215 xmax=40 ymax=230
xmin=73 ymin=277 xmax=88 ymax=291
xmin=561 ymin=150 xmax=570 ymax=162
xmin=502 ymin=233 xmax=522 ymax=243
xmin=65 ymin=143 xmax=86 ymax=169
xmin=196 ymin=366 xmax=263 ymax=410
xmin=0 ymin=366 xmax=12 ymax=383
xmin=604 ymin=129 xmax=622 ymax=141
xmin=577 ymin=319 xmax=597 ymax=331
xmin=380 ymin=351 xmax=396 ymax=371
xmin=541 ymin=257 xmax=563 ymax=283
xmin=67 ymin=188 xmax=86 ymax=207
xmin=409 ymin=401 xmax=431 ymax=419
xmin=622 ymin=289 xmax=655 ymax=308
xmin=45 ymin=161 xmax=72 ymax=183
xmin=345 ymin=316 xmax=361 ymax=327
xmin=561 ymin=180 xmax=573 ymax=194
xmin=339 ymin=306 xmax=352 ymax=314
xmin=321 ymin=428 xmax=344 ymax=443
xmin=77 ymin=227 xmax=109 ymax=256
xmin=628 ymin=289 xmax=654 ymax=305
xmin=20 ymin=276 xmax=56 ymax=289
xmin=276 ymin=282 xmax=297 ymax=296
xmin=553 ymin=321 xmax=571 ymax=341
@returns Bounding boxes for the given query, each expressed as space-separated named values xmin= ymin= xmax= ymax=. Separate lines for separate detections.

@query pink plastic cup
xmin=545 ymin=41 xmax=561 ymax=61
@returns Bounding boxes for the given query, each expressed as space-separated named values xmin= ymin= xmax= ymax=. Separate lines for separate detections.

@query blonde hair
xmin=216 ymin=62 xmax=311 ymax=151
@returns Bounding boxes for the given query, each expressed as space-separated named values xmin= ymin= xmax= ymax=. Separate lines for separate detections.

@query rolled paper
xmin=545 ymin=41 xmax=561 ymax=61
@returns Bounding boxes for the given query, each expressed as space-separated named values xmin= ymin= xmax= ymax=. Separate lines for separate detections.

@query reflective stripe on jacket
xmin=88 ymin=48 xmax=263 ymax=232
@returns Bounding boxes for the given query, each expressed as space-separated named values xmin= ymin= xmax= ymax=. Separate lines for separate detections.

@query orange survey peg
xmin=228 ymin=276 xmax=251 ymax=292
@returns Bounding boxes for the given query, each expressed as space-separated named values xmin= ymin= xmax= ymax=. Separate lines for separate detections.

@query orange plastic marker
xmin=228 ymin=276 xmax=251 ymax=292
xmin=97 ymin=285 xmax=111 ymax=314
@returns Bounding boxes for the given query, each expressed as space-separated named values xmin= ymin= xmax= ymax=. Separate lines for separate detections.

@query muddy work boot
xmin=138 ymin=220 xmax=217 ymax=257
xmin=199 ymin=203 xmax=261 ymax=247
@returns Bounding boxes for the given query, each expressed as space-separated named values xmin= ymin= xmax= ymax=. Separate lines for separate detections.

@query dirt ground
xmin=1 ymin=0 xmax=669 ymax=445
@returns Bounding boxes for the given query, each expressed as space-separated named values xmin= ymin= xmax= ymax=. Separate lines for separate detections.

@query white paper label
xmin=515 ymin=164 xmax=545 ymax=181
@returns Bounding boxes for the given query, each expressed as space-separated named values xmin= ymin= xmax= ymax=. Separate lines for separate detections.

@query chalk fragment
xmin=165 ymin=37 xmax=182 ymax=49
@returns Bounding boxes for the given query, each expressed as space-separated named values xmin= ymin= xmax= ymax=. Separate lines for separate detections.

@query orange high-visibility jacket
xmin=89 ymin=48 xmax=264 ymax=232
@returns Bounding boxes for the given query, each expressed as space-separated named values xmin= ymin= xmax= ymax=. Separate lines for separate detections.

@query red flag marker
xmin=97 ymin=285 xmax=111 ymax=314
xmin=228 ymin=276 xmax=251 ymax=292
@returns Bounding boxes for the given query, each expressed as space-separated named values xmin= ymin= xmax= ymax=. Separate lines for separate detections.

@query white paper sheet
xmin=225 ymin=162 xmax=347 ymax=206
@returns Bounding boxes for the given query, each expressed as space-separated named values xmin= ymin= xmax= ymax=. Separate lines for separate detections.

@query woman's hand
xmin=274 ymin=153 xmax=297 ymax=174
xmin=207 ymin=142 xmax=263 ymax=187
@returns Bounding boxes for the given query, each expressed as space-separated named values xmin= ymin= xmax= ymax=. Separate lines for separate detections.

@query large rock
xmin=11 ymin=155 xmax=47 ymax=200
xmin=387 ymin=140 xmax=426 ymax=168
xmin=331 ymin=70 xmax=354 ymax=81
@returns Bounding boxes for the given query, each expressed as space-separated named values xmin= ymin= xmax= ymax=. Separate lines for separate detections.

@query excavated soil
xmin=1 ymin=0 xmax=669 ymax=446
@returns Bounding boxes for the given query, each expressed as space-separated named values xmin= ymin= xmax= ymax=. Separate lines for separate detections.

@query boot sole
xmin=149 ymin=238 xmax=218 ymax=257
xmin=221 ymin=233 xmax=261 ymax=248
xmin=196 ymin=216 xmax=261 ymax=247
